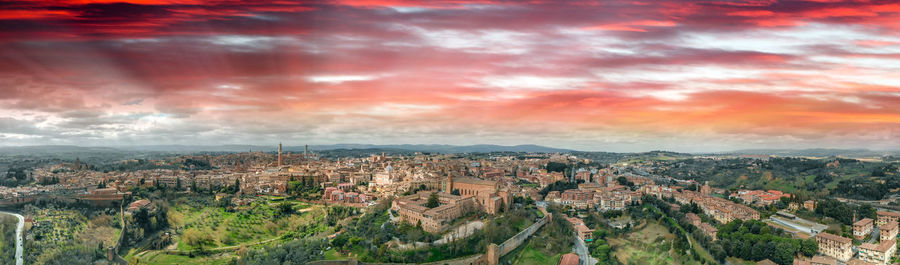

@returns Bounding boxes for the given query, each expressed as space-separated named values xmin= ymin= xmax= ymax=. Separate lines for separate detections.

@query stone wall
xmin=311 ymin=210 xmax=551 ymax=265
xmin=496 ymin=214 xmax=550 ymax=257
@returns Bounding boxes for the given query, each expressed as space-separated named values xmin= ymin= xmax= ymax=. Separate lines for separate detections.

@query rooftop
xmin=854 ymin=218 xmax=873 ymax=226
xmin=816 ymin=232 xmax=851 ymax=244
xmin=877 ymin=211 xmax=900 ymax=217
xmin=558 ymin=253 xmax=579 ymax=265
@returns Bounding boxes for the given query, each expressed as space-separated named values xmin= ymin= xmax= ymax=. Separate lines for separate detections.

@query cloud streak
xmin=0 ymin=0 xmax=898 ymax=152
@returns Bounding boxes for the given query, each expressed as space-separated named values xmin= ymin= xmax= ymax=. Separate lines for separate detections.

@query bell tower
xmin=277 ymin=143 xmax=283 ymax=167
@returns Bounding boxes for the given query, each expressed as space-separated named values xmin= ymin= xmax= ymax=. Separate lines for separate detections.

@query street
xmin=572 ymin=235 xmax=597 ymax=265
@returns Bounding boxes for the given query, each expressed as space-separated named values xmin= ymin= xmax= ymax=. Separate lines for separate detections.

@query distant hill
xmin=0 ymin=144 xmax=573 ymax=154
xmin=303 ymin=144 xmax=572 ymax=154
xmin=725 ymin=148 xmax=900 ymax=158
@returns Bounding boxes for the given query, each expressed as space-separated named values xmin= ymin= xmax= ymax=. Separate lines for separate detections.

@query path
xmin=0 ymin=211 xmax=24 ymax=265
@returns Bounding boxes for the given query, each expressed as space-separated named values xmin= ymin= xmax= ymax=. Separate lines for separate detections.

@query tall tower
xmin=277 ymin=143 xmax=283 ymax=167
xmin=445 ymin=174 xmax=453 ymax=193
xmin=304 ymin=145 xmax=309 ymax=159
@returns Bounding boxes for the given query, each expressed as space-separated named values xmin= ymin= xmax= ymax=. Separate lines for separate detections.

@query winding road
xmin=0 ymin=211 xmax=24 ymax=265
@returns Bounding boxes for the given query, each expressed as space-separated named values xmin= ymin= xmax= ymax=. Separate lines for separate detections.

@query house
xmin=699 ymin=223 xmax=718 ymax=240
xmin=126 ymin=199 xmax=152 ymax=213
xmin=686 ymin=213 xmax=701 ymax=227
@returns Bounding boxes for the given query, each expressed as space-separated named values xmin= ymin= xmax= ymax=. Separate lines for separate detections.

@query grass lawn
xmin=173 ymin=199 xmax=327 ymax=251
xmin=609 ymin=222 xmax=681 ymax=264
xmin=324 ymin=249 xmax=351 ymax=260
xmin=511 ymin=244 xmax=561 ymax=265
xmin=607 ymin=218 xmax=713 ymax=265
xmin=726 ymin=257 xmax=756 ymax=265
xmin=646 ymin=205 xmax=717 ymax=264
xmin=136 ymin=252 xmax=235 ymax=265
xmin=628 ymin=222 xmax=672 ymax=242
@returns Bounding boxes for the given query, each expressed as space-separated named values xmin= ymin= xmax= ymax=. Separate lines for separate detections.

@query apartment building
xmin=877 ymin=211 xmax=900 ymax=227
xmin=880 ymin=221 xmax=898 ymax=243
xmin=853 ymin=218 xmax=874 ymax=240
xmin=857 ymin=240 xmax=896 ymax=265
xmin=815 ymin=232 xmax=853 ymax=262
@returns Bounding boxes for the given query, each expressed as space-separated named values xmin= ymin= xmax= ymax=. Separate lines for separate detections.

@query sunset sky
xmin=1 ymin=0 xmax=899 ymax=152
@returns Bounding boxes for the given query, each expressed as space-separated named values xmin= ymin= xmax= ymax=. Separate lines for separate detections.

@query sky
xmin=0 ymin=0 xmax=899 ymax=152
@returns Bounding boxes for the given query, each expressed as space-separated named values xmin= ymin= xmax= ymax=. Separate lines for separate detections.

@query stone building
xmin=392 ymin=191 xmax=476 ymax=233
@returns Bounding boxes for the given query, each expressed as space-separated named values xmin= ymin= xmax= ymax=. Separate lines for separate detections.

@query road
xmin=572 ymin=235 xmax=597 ymax=265
xmin=867 ymin=228 xmax=880 ymax=244
xmin=0 ymin=211 xmax=24 ymax=265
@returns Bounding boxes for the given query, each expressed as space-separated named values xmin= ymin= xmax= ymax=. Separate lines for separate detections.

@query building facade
xmin=880 ymin=221 xmax=898 ymax=243
xmin=877 ymin=211 xmax=900 ymax=227
xmin=854 ymin=218 xmax=874 ymax=240
xmin=815 ymin=232 xmax=853 ymax=262
xmin=857 ymin=240 xmax=896 ymax=265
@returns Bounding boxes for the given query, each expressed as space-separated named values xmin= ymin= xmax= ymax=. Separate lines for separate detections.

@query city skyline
xmin=2 ymin=0 xmax=900 ymax=152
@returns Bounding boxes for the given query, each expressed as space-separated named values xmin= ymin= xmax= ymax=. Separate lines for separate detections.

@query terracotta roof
xmin=853 ymin=218 xmax=873 ymax=226
xmin=859 ymin=240 xmax=896 ymax=252
xmin=878 ymin=211 xmax=900 ymax=217
xmin=558 ymin=253 xmax=579 ymax=265
xmin=846 ymin=259 xmax=875 ymax=265
xmin=816 ymin=232 xmax=852 ymax=244
xmin=810 ymin=256 xmax=838 ymax=265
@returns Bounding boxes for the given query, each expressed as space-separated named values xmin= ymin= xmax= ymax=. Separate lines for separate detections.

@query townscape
xmin=0 ymin=146 xmax=899 ymax=265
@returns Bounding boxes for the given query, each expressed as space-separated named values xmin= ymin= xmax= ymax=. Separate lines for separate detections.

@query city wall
xmin=312 ymin=212 xmax=551 ymax=265
xmin=496 ymin=214 xmax=549 ymax=257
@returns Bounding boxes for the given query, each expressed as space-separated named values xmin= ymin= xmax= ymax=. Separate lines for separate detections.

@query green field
xmin=134 ymin=252 xmax=236 ymax=265
xmin=123 ymin=197 xmax=337 ymax=265
xmin=509 ymin=244 xmax=562 ymax=265
xmin=172 ymin=199 xmax=324 ymax=251
xmin=14 ymin=207 xmax=124 ymax=264
xmin=607 ymin=220 xmax=711 ymax=265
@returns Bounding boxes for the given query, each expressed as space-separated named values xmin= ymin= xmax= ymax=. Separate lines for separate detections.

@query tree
xmin=451 ymin=189 xmax=460 ymax=196
xmin=616 ymin=176 xmax=634 ymax=187
xmin=182 ymin=228 xmax=213 ymax=251
xmin=709 ymin=243 xmax=727 ymax=262
xmin=858 ymin=204 xmax=877 ymax=220
xmin=425 ymin=192 xmax=439 ymax=208
xmin=800 ymin=238 xmax=817 ymax=257
xmin=331 ymin=233 xmax=349 ymax=251
xmin=279 ymin=202 xmax=293 ymax=215
xmin=545 ymin=162 xmax=567 ymax=173
xmin=775 ymin=241 xmax=796 ymax=264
